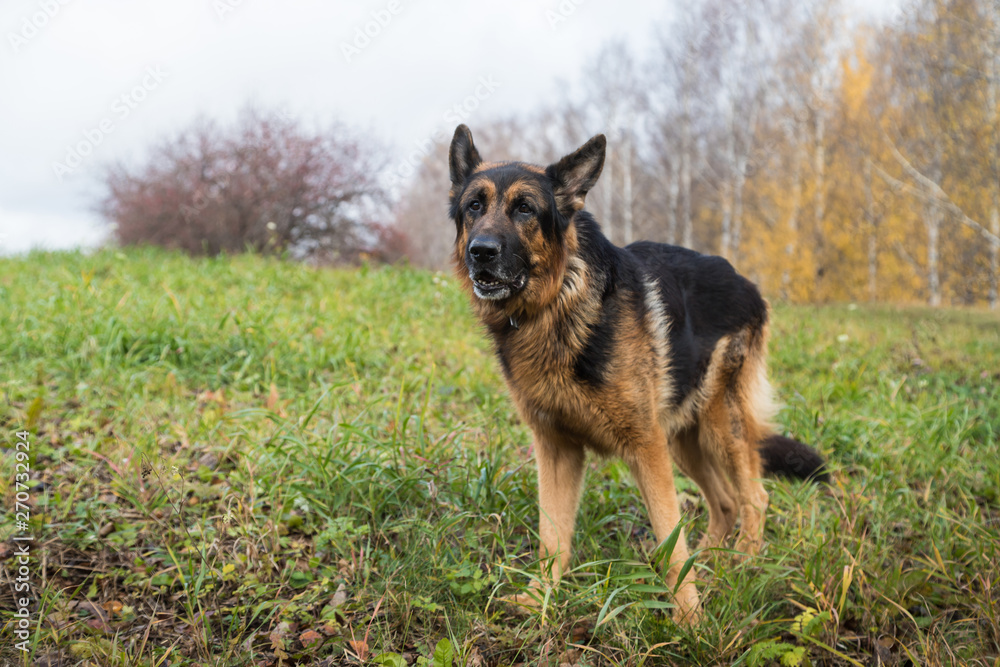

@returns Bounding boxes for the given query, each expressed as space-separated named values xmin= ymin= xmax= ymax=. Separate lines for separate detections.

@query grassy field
xmin=1 ymin=247 xmax=999 ymax=666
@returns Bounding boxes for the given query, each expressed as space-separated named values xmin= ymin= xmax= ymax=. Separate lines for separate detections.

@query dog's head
xmin=448 ymin=125 xmax=606 ymax=315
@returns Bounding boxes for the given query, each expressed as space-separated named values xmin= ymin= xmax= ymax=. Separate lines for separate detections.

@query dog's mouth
xmin=471 ymin=271 xmax=527 ymax=301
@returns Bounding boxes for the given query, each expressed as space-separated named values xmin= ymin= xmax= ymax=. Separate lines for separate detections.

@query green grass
xmin=1 ymin=247 xmax=998 ymax=666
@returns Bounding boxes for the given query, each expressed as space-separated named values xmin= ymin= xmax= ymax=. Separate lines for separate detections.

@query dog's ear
xmin=546 ymin=134 xmax=606 ymax=216
xmin=449 ymin=125 xmax=482 ymax=188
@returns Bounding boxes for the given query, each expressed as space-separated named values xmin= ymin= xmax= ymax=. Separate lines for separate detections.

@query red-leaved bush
xmin=100 ymin=107 xmax=400 ymax=261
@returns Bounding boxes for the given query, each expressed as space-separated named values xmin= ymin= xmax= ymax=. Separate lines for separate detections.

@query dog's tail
xmin=758 ymin=434 xmax=830 ymax=483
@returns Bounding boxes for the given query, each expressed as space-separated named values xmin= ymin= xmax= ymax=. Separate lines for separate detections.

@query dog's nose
xmin=468 ymin=236 xmax=501 ymax=263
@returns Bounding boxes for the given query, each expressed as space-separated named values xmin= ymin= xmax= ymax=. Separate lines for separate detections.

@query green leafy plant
xmin=444 ymin=561 xmax=492 ymax=597
xmin=375 ymin=638 xmax=454 ymax=667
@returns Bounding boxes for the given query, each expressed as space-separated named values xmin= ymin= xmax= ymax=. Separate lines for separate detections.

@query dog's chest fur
xmin=483 ymin=257 xmax=673 ymax=456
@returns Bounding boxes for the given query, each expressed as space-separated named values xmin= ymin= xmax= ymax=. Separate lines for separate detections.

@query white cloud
xmin=0 ymin=207 xmax=105 ymax=255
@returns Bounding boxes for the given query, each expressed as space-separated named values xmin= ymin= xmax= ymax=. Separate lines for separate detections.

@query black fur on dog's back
xmin=626 ymin=240 xmax=769 ymax=406
xmin=543 ymin=214 xmax=769 ymax=401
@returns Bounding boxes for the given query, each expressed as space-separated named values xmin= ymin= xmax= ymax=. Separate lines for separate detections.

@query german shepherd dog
xmin=447 ymin=125 xmax=827 ymax=622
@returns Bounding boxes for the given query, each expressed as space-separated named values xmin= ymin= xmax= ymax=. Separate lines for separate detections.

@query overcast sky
xmin=0 ymin=0 xmax=899 ymax=256
xmin=0 ymin=0 xmax=679 ymax=254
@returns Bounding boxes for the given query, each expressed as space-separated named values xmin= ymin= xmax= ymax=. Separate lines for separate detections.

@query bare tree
xmin=980 ymin=0 xmax=1000 ymax=307
xmin=705 ymin=0 xmax=771 ymax=262
xmin=101 ymin=107 xmax=392 ymax=261
xmin=392 ymin=138 xmax=452 ymax=269
xmin=650 ymin=9 xmax=716 ymax=251
xmin=579 ymin=41 xmax=644 ymax=245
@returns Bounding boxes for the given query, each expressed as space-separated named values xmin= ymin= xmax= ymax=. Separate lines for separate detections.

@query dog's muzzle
xmin=466 ymin=235 xmax=527 ymax=301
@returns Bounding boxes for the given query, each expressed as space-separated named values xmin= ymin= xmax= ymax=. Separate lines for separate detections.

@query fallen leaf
xmin=77 ymin=601 xmax=110 ymax=631
xmin=198 ymin=389 xmax=227 ymax=408
xmin=269 ymin=621 xmax=296 ymax=650
xmin=266 ymin=383 xmax=280 ymax=411
xmin=69 ymin=642 xmax=94 ymax=658
xmin=570 ymin=619 xmax=594 ymax=642
xmin=348 ymin=639 xmax=370 ymax=661
xmin=32 ymin=652 xmax=64 ymax=667
xmin=299 ymin=629 xmax=324 ymax=648
xmin=45 ymin=611 xmax=71 ymax=630
xmin=87 ymin=618 xmax=110 ymax=632
xmin=101 ymin=600 xmax=123 ymax=617
xmin=331 ymin=583 xmax=348 ymax=609
xmin=557 ymin=648 xmax=581 ymax=665
xmin=875 ymin=636 xmax=897 ymax=666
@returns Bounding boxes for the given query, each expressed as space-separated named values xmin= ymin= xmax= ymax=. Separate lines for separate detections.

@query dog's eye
xmin=518 ymin=203 xmax=532 ymax=215
xmin=469 ymin=201 xmax=481 ymax=212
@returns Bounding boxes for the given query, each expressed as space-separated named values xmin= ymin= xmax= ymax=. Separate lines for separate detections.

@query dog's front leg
xmin=510 ymin=434 xmax=585 ymax=608
xmin=626 ymin=432 xmax=702 ymax=623
xmin=536 ymin=435 xmax=586 ymax=584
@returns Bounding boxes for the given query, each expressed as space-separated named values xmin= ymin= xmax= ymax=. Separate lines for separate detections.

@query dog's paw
xmin=673 ymin=603 xmax=702 ymax=626
xmin=499 ymin=581 xmax=550 ymax=615
xmin=499 ymin=592 xmax=543 ymax=618
xmin=672 ymin=583 xmax=702 ymax=625
xmin=733 ymin=535 xmax=763 ymax=559
xmin=503 ymin=592 xmax=538 ymax=608
xmin=696 ymin=532 xmax=726 ymax=552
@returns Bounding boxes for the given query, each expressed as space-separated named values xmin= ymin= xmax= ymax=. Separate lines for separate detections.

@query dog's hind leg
xmin=626 ymin=427 xmax=701 ymax=623
xmin=670 ymin=427 xmax=738 ymax=551
xmin=700 ymin=395 xmax=769 ymax=557
xmin=701 ymin=397 xmax=768 ymax=556
xmin=694 ymin=330 xmax=774 ymax=557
